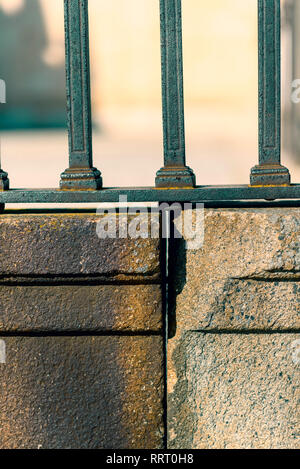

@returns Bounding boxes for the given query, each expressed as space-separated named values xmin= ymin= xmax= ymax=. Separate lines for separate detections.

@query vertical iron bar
xmin=0 ymin=165 xmax=9 ymax=191
xmin=156 ymin=0 xmax=195 ymax=188
xmin=0 ymin=79 xmax=9 ymax=192
xmin=60 ymin=0 xmax=102 ymax=190
xmin=250 ymin=0 xmax=290 ymax=186
xmin=0 ymin=163 xmax=9 ymax=191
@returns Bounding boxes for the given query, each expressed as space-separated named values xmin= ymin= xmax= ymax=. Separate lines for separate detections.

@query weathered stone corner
xmin=168 ymin=207 xmax=300 ymax=449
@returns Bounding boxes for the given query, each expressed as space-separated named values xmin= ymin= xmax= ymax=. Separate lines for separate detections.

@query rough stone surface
xmin=0 ymin=336 xmax=164 ymax=449
xmin=0 ymin=212 xmax=164 ymax=448
xmin=0 ymin=284 xmax=162 ymax=332
xmin=171 ymin=208 xmax=300 ymax=331
xmin=168 ymin=208 xmax=300 ymax=449
xmin=0 ymin=213 xmax=160 ymax=280
xmin=168 ymin=333 xmax=300 ymax=449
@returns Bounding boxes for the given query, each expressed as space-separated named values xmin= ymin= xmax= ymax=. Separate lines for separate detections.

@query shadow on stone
xmin=168 ymin=211 xmax=187 ymax=339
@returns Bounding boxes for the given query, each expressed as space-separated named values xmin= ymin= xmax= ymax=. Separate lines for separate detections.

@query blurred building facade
xmin=0 ymin=0 xmax=66 ymax=129
xmin=0 ymin=0 xmax=258 ymax=120
xmin=282 ymin=0 xmax=300 ymax=162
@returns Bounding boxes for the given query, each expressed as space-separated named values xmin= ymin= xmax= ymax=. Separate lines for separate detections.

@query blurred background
xmin=0 ymin=0 xmax=300 ymax=202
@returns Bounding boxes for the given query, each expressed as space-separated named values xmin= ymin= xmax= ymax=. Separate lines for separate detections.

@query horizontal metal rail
xmin=0 ymin=185 xmax=300 ymax=204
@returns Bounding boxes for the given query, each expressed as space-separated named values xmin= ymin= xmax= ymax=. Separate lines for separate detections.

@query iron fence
xmin=0 ymin=0 xmax=300 ymax=208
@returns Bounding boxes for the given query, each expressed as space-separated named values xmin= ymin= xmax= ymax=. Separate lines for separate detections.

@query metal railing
xmin=0 ymin=0 xmax=300 ymax=208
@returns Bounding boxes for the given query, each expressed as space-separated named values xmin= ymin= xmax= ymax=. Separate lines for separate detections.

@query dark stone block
xmin=0 ymin=214 xmax=160 ymax=280
xmin=0 ymin=336 xmax=164 ymax=449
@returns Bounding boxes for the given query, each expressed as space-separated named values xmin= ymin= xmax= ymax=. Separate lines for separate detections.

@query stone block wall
xmin=0 ymin=212 xmax=164 ymax=449
xmin=0 ymin=208 xmax=299 ymax=449
xmin=168 ymin=208 xmax=300 ymax=449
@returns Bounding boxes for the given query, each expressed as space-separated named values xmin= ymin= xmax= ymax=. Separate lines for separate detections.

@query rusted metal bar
xmin=250 ymin=0 xmax=291 ymax=186
xmin=1 ymin=185 xmax=300 ymax=204
xmin=0 ymin=80 xmax=9 ymax=191
xmin=0 ymin=167 xmax=9 ymax=191
xmin=155 ymin=0 xmax=196 ymax=188
xmin=0 ymin=159 xmax=9 ymax=192
xmin=60 ymin=0 xmax=102 ymax=190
